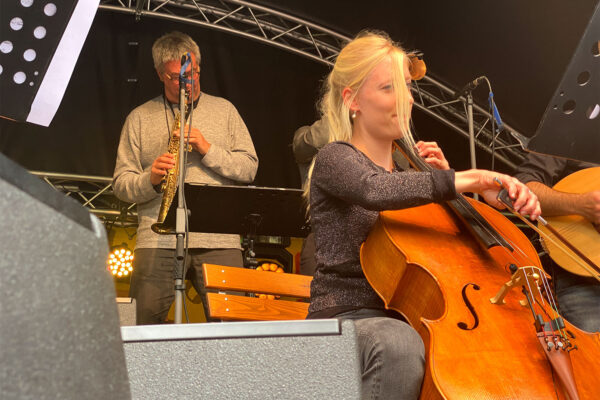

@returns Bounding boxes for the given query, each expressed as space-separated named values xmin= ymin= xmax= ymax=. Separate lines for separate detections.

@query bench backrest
xmin=202 ymin=263 xmax=312 ymax=321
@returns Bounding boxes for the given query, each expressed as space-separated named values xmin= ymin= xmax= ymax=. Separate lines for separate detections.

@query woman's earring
xmin=351 ymin=110 xmax=357 ymax=119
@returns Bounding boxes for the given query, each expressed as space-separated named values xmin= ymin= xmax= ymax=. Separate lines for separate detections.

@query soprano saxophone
xmin=151 ymin=107 xmax=187 ymax=234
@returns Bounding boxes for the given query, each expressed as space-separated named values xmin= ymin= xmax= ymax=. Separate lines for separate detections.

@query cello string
xmin=505 ymin=208 xmax=600 ymax=282
xmin=395 ymin=136 xmax=563 ymax=329
xmin=464 ymin=206 xmax=568 ymax=338
xmin=485 ymin=203 xmax=589 ymax=339
xmin=523 ymin=266 xmax=541 ymax=307
xmin=491 ymin=176 xmax=600 ymax=278
xmin=526 ymin=265 xmax=566 ymax=341
xmin=394 ymin=134 xmax=537 ymax=269
xmin=525 ymin=267 xmax=561 ymax=343
xmin=534 ymin=266 xmax=559 ymax=316
xmin=396 ymin=137 xmax=541 ymax=276
xmin=461 ymin=201 xmax=565 ymax=323
xmin=400 ymin=128 xmax=574 ymax=348
xmin=466 ymin=195 xmax=570 ymax=337
xmin=397 ymin=137 xmax=541 ymax=272
xmin=537 ymin=270 xmax=568 ymax=342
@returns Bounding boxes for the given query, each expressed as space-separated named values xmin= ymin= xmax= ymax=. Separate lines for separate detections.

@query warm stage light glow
xmin=107 ymin=247 xmax=133 ymax=277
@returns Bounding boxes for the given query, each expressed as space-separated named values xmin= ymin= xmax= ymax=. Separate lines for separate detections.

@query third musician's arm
xmin=292 ymin=118 xmax=329 ymax=164
xmin=526 ymin=181 xmax=600 ymax=224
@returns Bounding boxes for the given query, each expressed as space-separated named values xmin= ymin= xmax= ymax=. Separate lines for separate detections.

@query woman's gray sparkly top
xmin=307 ymin=141 xmax=457 ymax=318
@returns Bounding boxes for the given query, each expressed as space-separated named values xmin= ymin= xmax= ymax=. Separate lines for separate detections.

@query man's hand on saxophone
xmin=150 ymin=153 xmax=176 ymax=186
xmin=174 ymin=125 xmax=211 ymax=155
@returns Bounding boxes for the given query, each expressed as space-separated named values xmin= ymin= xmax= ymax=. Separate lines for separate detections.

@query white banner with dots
xmin=0 ymin=0 xmax=99 ymax=126
xmin=27 ymin=0 xmax=99 ymax=126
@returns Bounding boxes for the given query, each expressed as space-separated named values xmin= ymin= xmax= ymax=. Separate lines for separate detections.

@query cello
xmin=360 ymin=140 xmax=600 ymax=399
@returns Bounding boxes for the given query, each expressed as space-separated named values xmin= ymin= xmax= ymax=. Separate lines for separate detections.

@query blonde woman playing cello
xmin=305 ymin=31 xmax=540 ymax=399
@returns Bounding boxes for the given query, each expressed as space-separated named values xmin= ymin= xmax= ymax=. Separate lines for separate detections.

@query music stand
xmin=162 ymin=183 xmax=310 ymax=267
xmin=524 ymin=2 xmax=600 ymax=164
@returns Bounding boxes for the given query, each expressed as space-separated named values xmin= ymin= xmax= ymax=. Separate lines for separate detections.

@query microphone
xmin=455 ymin=76 xmax=485 ymax=98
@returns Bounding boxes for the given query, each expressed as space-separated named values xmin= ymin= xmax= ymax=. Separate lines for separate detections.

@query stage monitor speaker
xmin=0 ymin=153 xmax=130 ymax=400
xmin=122 ymin=319 xmax=361 ymax=399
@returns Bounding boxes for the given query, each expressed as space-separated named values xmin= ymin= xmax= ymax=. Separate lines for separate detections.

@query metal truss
xmin=99 ymin=0 xmax=528 ymax=170
xmin=30 ymin=171 xmax=138 ymax=227
xmin=99 ymin=0 xmax=348 ymax=65
xmin=411 ymin=76 xmax=528 ymax=170
xmin=39 ymin=0 xmax=529 ymax=225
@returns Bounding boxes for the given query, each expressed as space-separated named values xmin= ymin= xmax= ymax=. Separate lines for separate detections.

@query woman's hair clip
xmin=408 ymin=52 xmax=426 ymax=81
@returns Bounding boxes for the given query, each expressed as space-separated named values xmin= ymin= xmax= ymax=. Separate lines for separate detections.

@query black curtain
xmin=0 ymin=11 xmax=329 ymax=188
xmin=2 ymin=1 xmax=597 ymax=181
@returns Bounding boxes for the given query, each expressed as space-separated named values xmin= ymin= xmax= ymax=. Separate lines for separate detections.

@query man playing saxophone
xmin=113 ymin=31 xmax=258 ymax=325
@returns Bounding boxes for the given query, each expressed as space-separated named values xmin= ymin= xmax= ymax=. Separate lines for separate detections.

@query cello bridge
xmin=490 ymin=266 xmax=542 ymax=306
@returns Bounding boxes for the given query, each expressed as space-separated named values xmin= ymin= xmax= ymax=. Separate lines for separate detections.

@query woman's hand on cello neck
xmin=416 ymin=140 xmax=450 ymax=170
xmin=455 ymin=169 xmax=542 ymax=220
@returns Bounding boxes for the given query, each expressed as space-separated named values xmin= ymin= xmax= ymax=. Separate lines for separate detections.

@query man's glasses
xmin=163 ymin=68 xmax=199 ymax=83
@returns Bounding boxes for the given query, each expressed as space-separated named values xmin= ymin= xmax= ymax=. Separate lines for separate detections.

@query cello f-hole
xmin=457 ymin=283 xmax=481 ymax=331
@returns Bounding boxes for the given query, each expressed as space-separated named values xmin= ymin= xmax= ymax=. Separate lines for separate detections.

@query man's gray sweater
xmin=113 ymin=93 xmax=258 ymax=249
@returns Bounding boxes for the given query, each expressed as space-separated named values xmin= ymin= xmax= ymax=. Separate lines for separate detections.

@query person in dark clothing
xmin=515 ymin=152 xmax=599 ymax=332
xmin=305 ymin=31 xmax=540 ymax=399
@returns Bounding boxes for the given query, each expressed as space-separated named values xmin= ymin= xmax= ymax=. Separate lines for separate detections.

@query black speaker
xmin=122 ymin=319 xmax=361 ymax=399
xmin=0 ymin=153 xmax=130 ymax=400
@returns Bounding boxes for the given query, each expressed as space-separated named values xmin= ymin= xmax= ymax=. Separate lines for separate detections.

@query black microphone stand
xmin=456 ymin=77 xmax=485 ymax=172
xmin=173 ymin=69 xmax=189 ymax=324
xmin=463 ymin=89 xmax=478 ymax=200
xmin=466 ymin=90 xmax=476 ymax=170
xmin=427 ymin=79 xmax=482 ymax=199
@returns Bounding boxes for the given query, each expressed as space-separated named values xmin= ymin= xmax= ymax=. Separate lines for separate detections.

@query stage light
xmin=107 ymin=244 xmax=133 ymax=277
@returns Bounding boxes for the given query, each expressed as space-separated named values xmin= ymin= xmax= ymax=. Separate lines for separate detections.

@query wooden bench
xmin=202 ymin=263 xmax=312 ymax=321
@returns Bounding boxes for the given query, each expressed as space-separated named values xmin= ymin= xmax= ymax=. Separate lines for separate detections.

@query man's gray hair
xmin=152 ymin=31 xmax=201 ymax=71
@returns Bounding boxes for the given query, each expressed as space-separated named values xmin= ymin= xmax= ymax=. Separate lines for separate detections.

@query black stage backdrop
xmin=0 ymin=11 xmax=328 ymax=188
xmin=1 ymin=1 xmax=598 ymax=187
xmin=259 ymin=0 xmax=598 ymax=137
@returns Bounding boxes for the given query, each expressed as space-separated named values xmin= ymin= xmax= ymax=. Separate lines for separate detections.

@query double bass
xmin=360 ymin=140 xmax=600 ymax=399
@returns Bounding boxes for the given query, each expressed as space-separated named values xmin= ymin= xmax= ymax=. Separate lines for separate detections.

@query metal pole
xmin=173 ymin=73 xmax=188 ymax=324
xmin=466 ymin=92 xmax=478 ymax=200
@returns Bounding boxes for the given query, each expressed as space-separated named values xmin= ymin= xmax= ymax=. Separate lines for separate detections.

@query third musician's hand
xmin=582 ymin=190 xmax=600 ymax=226
xmin=416 ymin=141 xmax=450 ymax=170
xmin=150 ymin=153 xmax=175 ymax=185
xmin=175 ymin=125 xmax=211 ymax=155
